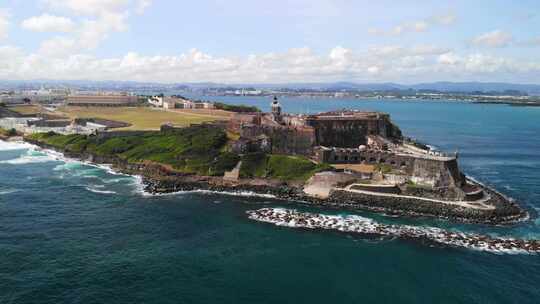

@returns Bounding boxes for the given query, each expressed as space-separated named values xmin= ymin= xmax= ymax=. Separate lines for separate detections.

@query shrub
xmin=214 ymin=102 xmax=261 ymax=113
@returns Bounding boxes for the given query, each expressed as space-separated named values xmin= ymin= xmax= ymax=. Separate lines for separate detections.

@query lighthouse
xmin=271 ymin=96 xmax=282 ymax=123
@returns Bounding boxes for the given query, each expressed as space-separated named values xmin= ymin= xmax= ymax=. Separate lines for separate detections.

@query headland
xmin=9 ymin=96 xmax=527 ymax=225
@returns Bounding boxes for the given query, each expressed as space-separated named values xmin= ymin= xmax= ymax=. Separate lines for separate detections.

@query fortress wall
xmin=95 ymin=130 xmax=156 ymax=141
xmin=318 ymin=149 xmax=413 ymax=169
xmin=317 ymin=147 xmax=463 ymax=189
xmin=410 ymin=158 xmax=463 ymax=188
xmin=306 ymin=115 xmax=402 ymax=148
xmin=270 ymin=127 xmax=315 ymax=155
xmin=28 ymin=120 xmax=71 ymax=128
xmin=239 ymin=124 xmax=315 ymax=155
xmin=306 ymin=119 xmax=371 ymax=147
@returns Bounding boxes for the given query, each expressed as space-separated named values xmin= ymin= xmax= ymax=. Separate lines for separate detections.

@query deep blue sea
xmin=1 ymin=97 xmax=540 ymax=303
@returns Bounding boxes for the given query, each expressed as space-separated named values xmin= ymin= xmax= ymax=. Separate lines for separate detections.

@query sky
xmin=1 ymin=0 xmax=540 ymax=84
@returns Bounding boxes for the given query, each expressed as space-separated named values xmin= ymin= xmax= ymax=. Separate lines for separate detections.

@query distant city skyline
xmin=1 ymin=0 xmax=540 ymax=83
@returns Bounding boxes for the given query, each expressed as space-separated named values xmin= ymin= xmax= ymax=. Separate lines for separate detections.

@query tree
xmin=7 ymin=128 xmax=17 ymax=136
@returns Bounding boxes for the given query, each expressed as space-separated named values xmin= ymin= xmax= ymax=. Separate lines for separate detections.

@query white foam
xmin=1 ymin=141 xmax=137 ymax=190
xmin=247 ymin=208 xmax=540 ymax=255
xmin=0 ymin=140 xmax=33 ymax=151
xmin=137 ymin=185 xmax=278 ymax=200
xmin=0 ymin=188 xmax=20 ymax=195
xmin=0 ymin=148 xmax=58 ymax=165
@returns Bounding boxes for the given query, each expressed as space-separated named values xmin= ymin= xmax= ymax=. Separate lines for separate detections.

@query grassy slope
xmin=57 ymin=106 xmax=231 ymax=130
xmin=28 ymin=126 xmax=239 ymax=176
xmin=240 ymin=153 xmax=330 ymax=181
xmin=28 ymin=128 xmax=328 ymax=181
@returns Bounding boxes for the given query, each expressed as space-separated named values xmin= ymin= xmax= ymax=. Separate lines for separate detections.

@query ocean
xmin=1 ymin=98 xmax=540 ymax=303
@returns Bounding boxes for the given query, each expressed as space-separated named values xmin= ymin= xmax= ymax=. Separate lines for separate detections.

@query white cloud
xmin=412 ymin=21 xmax=428 ymax=32
xmin=518 ymin=37 xmax=540 ymax=47
xmin=367 ymin=66 xmax=380 ymax=74
xmin=21 ymin=14 xmax=75 ymax=32
xmin=0 ymin=9 xmax=10 ymax=40
xmin=369 ymin=45 xmax=450 ymax=58
xmin=430 ymin=13 xmax=457 ymax=25
xmin=0 ymin=46 xmax=539 ymax=83
xmin=45 ymin=0 xmax=130 ymax=16
xmin=38 ymin=36 xmax=77 ymax=57
xmin=471 ymin=30 xmax=513 ymax=48
xmin=438 ymin=52 xmax=460 ymax=65
xmin=35 ymin=0 xmax=139 ymax=54
xmin=369 ymin=13 xmax=456 ymax=36
xmin=78 ymin=11 xmax=129 ymax=49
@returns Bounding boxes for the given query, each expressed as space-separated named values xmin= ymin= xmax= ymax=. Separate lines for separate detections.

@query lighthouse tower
xmin=271 ymin=96 xmax=282 ymax=123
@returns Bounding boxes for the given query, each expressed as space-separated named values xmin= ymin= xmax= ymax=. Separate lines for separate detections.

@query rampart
xmin=315 ymin=147 xmax=464 ymax=188
xmin=305 ymin=112 xmax=402 ymax=148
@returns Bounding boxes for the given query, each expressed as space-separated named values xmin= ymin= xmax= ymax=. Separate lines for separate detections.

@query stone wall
xmin=239 ymin=124 xmax=315 ymax=155
xmin=305 ymin=114 xmax=402 ymax=148
xmin=315 ymin=147 xmax=463 ymax=189
xmin=410 ymin=157 xmax=464 ymax=188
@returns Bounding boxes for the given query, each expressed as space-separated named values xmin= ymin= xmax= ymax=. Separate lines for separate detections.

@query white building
xmin=160 ymin=97 xmax=214 ymax=110
xmin=148 ymin=96 xmax=164 ymax=107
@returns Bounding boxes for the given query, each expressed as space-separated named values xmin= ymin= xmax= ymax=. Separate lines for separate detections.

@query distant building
xmin=160 ymin=97 xmax=214 ymax=110
xmin=66 ymin=94 xmax=139 ymax=107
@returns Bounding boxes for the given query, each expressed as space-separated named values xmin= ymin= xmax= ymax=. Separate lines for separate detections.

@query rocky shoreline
xmin=24 ymin=137 xmax=529 ymax=225
xmin=141 ymin=175 xmax=527 ymax=225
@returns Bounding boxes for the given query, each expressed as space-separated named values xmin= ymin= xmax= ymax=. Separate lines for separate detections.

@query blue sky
xmin=1 ymin=0 xmax=540 ymax=83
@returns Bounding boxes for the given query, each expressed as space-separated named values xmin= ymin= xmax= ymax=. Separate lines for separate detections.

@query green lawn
xmin=58 ymin=106 xmax=231 ymax=130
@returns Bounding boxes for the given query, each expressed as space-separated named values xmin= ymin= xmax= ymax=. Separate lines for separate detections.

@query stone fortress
xmin=227 ymin=97 xmax=482 ymax=202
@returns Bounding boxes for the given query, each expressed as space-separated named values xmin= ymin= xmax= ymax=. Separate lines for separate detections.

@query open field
xmin=7 ymin=105 xmax=46 ymax=115
xmin=57 ymin=106 xmax=232 ymax=130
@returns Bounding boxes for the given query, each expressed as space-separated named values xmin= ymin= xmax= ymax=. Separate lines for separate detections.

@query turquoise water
xmin=1 ymin=98 xmax=540 ymax=303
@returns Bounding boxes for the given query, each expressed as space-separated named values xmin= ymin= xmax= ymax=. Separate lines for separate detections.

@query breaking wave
xmin=131 ymin=175 xmax=277 ymax=199
xmin=0 ymin=148 xmax=59 ymax=165
xmin=247 ymin=208 xmax=540 ymax=255
xmin=0 ymin=140 xmax=33 ymax=151
xmin=85 ymin=186 xmax=117 ymax=195
xmin=0 ymin=188 xmax=20 ymax=195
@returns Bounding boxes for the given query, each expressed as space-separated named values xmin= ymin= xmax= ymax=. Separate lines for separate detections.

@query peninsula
xmin=6 ymin=96 xmax=524 ymax=225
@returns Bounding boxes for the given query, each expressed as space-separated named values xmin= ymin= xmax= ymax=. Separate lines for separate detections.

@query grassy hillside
xmin=240 ymin=153 xmax=330 ymax=181
xmin=28 ymin=126 xmax=328 ymax=180
xmin=28 ymin=126 xmax=238 ymax=176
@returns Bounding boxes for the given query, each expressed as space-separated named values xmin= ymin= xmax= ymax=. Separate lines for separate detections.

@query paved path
xmin=343 ymin=184 xmax=495 ymax=210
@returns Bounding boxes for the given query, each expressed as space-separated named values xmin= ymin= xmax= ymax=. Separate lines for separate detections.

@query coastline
xmin=20 ymin=137 xmax=529 ymax=225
